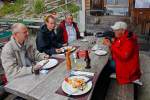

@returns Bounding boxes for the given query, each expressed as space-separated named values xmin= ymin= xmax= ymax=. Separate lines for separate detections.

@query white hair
xmin=11 ymin=23 xmax=27 ymax=34
xmin=64 ymin=12 xmax=72 ymax=18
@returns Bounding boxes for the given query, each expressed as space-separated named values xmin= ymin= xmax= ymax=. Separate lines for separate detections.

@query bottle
xmin=65 ymin=49 xmax=71 ymax=71
xmin=85 ymin=50 xmax=91 ymax=69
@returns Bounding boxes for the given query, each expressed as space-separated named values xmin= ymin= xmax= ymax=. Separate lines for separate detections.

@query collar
xmin=10 ymin=37 xmax=28 ymax=51
xmin=65 ymin=22 xmax=73 ymax=27
xmin=40 ymin=24 xmax=52 ymax=33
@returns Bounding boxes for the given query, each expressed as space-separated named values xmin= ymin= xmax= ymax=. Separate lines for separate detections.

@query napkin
xmin=71 ymin=70 xmax=94 ymax=77
xmin=51 ymin=54 xmax=65 ymax=59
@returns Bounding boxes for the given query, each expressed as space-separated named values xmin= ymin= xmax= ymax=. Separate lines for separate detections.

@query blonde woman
xmin=36 ymin=15 xmax=63 ymax=56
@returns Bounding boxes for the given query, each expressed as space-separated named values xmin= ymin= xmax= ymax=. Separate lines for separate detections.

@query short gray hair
xmin=64 ymin=12 xmax=73 ymax=18
xmin=11 ymin=23 xmax=27 ymax=34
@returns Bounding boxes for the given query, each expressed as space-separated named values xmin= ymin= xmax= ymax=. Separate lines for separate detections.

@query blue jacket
xmin=36 ymin=24 xmax=62 ymax=56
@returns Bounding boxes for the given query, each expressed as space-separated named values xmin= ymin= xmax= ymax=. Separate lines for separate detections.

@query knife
xmin=85 ymin=77 xmax=93 ymax=84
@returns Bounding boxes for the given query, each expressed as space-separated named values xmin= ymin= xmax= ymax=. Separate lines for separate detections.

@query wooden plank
xmin=137 ymin=53 xmax=150 ymax=100
xmin=28 ymin=61 xmax=68 ymax=100
xmin=105 ymin=52 xmax=149 ymax=100
xmin=4 ymin=36 xmax=109 ymax=100
xmin=27 ymin=25 xmax=40 ymax=29
xmin=44 ymin=53 xmax=108 ymax=100
xmin=5 ymin=73 xmax=50 ymax=99
xmin=23 ymin=19 xmax=43 ymax=23
xmin=45 ymin=0 xmax=75 ymax=13
xmin=29 ymin=37 xmax=109 ymax=100
xmin=105 ymin=79 xmax=134 ymax=100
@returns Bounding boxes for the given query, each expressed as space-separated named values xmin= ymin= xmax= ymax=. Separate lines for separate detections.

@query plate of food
xmin=62 ymin=76 xmax=92 ymax=96
xmin=37 ymin=59 xmax=58 ymax=70
xmin=94 ymin=50 xmax=107 ymax=56
xmin=60 ymin=46 xmax=76 ymax=53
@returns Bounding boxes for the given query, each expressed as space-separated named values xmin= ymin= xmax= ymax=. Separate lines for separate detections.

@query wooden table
xmin=4 ymin=36 xmax=109 ymax=100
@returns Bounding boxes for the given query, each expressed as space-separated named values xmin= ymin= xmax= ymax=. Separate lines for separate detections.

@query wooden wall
xmin=131 ymin=8 xmax=150 ymax=34
xmin=131 ymin=8 xmax=150 ymax=24
xmin=85 ymin=0 xmax=90 ymax=10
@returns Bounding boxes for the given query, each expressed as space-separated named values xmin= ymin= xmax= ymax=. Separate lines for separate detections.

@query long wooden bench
xmin=136 ymin=52 xmax=150 ymax=100
xmin=106 ymin=71 xmax=135 ymax=100
xmin=105 ymin=52 xmax=150 ymax=100
xmin=105 ymin=78 xmax=134 ymax=100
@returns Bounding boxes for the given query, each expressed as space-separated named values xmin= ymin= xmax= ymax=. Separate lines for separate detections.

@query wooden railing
xmin=44 ymin=0 xmax=76 ymax=13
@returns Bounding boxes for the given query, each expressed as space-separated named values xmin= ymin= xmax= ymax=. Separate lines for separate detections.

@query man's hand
xmin=44 ymin=54 xmax=50 ymax=59
xmin=32 ymin=64 xmax=42 ymax=73
xmin=103 ymin=38 xmax=112 ymax=47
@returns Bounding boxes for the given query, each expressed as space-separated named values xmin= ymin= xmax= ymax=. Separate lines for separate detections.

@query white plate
xmin=91 ymin=44 xmax=102 ymax=51
xmin=94 ymin=50 xmax=107 ymax=56
xmin=62 ymin=76 xmax=92 ymax=96
xmin=61 ymin=46 xmax=76 ymax=52
xmin=37 ymin=59 xmax=58 ymax=69
xmin=81 ymin=39 xmax=88 ymax=42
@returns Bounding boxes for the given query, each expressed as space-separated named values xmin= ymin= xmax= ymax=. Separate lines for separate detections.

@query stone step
xmin=86 ymin=29 xmax=105 ymax=33
xmin=86 ymin=25 xmax=109 ymax=29
xmin=86 ymin=24 xmax=111 ymax=33
xmin=85 ymin=15 xmax=130 ymax=33
xmin=86 ymin=16 xmax=130 ymax=24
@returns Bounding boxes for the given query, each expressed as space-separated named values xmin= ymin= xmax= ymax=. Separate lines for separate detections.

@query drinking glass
xmin=75 ymin=58 xmax=86 ymax=70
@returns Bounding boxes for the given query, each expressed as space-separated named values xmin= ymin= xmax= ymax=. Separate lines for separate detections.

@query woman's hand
xmin=103 ymin=38 xmax=112 ymax=47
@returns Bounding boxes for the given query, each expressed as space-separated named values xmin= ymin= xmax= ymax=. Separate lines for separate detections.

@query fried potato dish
xmin=65 ymin=77 xmax=86 ymax=90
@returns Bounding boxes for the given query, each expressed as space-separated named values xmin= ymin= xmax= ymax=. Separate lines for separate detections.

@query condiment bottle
xmin=65 ymin=49 xmax=71 ymax=71
xmin=85 ymin=50 xmax=91 ymax=69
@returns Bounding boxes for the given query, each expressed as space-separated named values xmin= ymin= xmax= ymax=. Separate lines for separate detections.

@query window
xmin=106 ymin=0 xmax=128 ymax=5
xmin=135 ymin=0 xmax=150 ymax=8
xmin=105 ymin=0 xmax=129 ymax=16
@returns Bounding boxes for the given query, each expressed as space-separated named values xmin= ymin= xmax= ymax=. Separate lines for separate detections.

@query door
xmin=90 ymin=0 xmax=105 ymax=16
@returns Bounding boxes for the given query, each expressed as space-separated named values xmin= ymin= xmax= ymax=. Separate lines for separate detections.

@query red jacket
xmin=111 ymin=31 xmax=141 ymax=84
xmin=57 ymin=20 xmax=80 ymax=44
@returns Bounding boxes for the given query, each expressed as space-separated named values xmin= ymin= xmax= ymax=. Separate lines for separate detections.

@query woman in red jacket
xmin=104 ymin=21 xmax=141 ymax=84
xmin=91 ymin=21 xmax=142 ymax=100
xmin=91 ymin=21 xmax=143 ymax=100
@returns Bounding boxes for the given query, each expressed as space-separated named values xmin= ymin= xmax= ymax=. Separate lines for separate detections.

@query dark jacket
xmin=36 ymin=24 xmax=62 ymax=56
xmin=56 ymin=20 xmax=81 ymax=44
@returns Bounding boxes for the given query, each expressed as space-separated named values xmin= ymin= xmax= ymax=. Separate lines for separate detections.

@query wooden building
xmin=83 ymin=0 xmax=149 ymax=34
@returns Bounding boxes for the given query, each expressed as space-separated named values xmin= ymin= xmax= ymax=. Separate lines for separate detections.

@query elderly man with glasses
xmin=1 ymin=23 xmax=49 ymax=82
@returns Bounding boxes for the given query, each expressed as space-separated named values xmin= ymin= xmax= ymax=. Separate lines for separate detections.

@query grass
xmin=33 ymin=0 xmax=45 ymax=14
xmin=66 ymin=3 xmax=80 ymax=14
xmin=0 ymin=0 xmax=25 ymax=17
xmin=53 ymin=3 xmax=80 ymax=15
xmin=57 ymin=3 xmax=80 ymax=14
xmin=0 ymin=0 xmax=79 ymax=18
